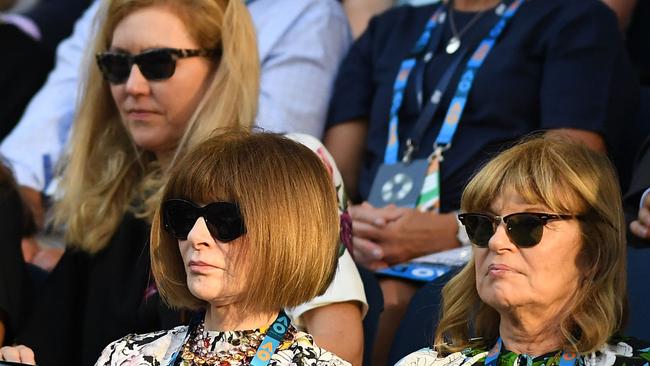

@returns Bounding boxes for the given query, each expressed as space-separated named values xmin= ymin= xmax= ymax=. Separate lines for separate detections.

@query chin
xmin=479 ymin=285 xmax=521 ymax=310
xmin=188 ymin=285 xmax=222 ymax=302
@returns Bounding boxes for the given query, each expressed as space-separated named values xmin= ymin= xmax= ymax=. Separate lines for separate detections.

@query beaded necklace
xmin=179 ymin=320 xmax=296 ymax=366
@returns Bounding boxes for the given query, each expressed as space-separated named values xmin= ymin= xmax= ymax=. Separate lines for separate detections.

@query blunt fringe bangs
xmin=151 ymin=131 xmax=340 ymax=314
xmin=435 ymin=135 xmax=626 ymax=354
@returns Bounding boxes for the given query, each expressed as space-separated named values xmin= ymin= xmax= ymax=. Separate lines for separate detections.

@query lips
xmin=188 ymin=260 xmax=218 ymax=273
xmin=487 ymin=263 xmax=518 ymax=275
xmin=126 ymin=108 xmax=159 ymax=119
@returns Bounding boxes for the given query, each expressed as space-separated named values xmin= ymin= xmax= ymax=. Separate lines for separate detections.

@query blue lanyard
xmin=171 ymin=311 xmax=291 ymax=366
xmin=485 ymin=338 xmax=579 ymax=366
xmin=435 ymin=0 xmax=522 ymax=149
xmin=384 ymin=7 xmax=445 ymax=164
xmin=383 ymin=0 xmax=524 ymax=164
xmin=250 ymin=312 xmax=291 ymax=366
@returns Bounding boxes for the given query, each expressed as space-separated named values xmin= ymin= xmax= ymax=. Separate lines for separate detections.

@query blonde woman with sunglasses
xmin=396 ymin=136 xmax=650 ymax=366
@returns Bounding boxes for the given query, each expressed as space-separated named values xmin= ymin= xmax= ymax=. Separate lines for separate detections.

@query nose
xmin=124 ymin=64 xmax=151 ymax=95
xmin=186 ymin=217 xmax=216 ymax=249
xmin=487 ymin=220 xmax=515 ymax=252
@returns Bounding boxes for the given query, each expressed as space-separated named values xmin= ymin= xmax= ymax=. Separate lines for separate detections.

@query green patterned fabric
xmin=396 ymin=337 xmax=650 ymax=366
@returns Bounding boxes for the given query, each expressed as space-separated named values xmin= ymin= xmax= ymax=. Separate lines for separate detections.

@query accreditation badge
xmin=368 ymin=159 xmax=429 ymax=208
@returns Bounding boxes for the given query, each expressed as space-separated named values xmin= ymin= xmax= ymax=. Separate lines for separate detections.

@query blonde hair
xmin=435 ymin=135 xmax=626 ymax=354
xmin=151 ymin=131 xmax=340 ymax=313
xmin=55 ymin=0 xmax=260 ymax=253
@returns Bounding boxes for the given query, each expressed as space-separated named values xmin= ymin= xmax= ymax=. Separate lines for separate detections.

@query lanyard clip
xmin=402 ymin=139 xmax=416 ymax=163
xmin=430 ymin=143 xmax=450 ymax=162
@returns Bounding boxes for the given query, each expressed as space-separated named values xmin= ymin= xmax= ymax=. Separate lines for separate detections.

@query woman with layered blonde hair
xmin=57 ymin=0 xmax=259 ymax=254
xmin=397 ymin=136 xmax=650 ymax=366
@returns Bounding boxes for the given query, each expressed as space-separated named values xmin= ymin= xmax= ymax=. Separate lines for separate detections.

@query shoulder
xmin=395 ymin=348 xmax=488 ymax=366
xmin=366 ymin=3 xmax=439 ymax=39
xmin=519 ymin=0 xmax=614 ymax=18
xmin=373 ymin=3 xmax=439 ymax=24
xmin=522 ymin=0 xmax=618 ymax=33
xmin=249 ymin=0 xmax=350 ymax=60
xmin=584 ymin=338 xmax=650 ymax=366
xmin=271 ymin=331 xmax=351 ymax=366
xmin=95 ymin=326 xmax=188 ymax=365
xmin=342 ymin=3 xmax=440 ymax=71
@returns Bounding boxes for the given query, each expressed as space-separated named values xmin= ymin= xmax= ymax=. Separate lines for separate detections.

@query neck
xmin=204 ymin=305 xmax=278 ymax=332
xmin=451 ymin=0 xmax=501 ymax=11
xmin=498 ymin=309 xmax=566 ymax=357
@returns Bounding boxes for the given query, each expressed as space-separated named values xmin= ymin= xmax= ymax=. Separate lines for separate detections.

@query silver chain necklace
xmin=445 ymin=0 xmax=491 ymax=54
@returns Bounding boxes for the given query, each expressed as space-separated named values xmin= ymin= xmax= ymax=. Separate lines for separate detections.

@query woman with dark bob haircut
xmin=397 ymin=136 xmax=649 ymax=366
xmin=96 ymin=131 xmax=350 ymax=365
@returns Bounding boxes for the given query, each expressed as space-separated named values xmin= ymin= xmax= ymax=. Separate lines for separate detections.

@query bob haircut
xmin=435 ymin=135 xmax=626 ymax=354
xmin=151 ymin=131 xmax=340 ymax=313
xmin=55 ymin=0 xmax=259 ymax=254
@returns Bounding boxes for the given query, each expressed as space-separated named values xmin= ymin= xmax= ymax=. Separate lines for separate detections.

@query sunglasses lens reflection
xmin=506 ymin=214 xmax=544 ymax=247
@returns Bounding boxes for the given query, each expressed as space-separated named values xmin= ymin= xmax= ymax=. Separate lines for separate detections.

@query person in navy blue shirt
xmin=324 ymin=0 xmax=638 ymax=364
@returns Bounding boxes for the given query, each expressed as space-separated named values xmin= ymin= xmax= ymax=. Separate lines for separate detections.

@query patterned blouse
xmin=396 ymin=338 xmax=650 ymax=366
xmin=95 ymin=324 xmax=350 ymax=366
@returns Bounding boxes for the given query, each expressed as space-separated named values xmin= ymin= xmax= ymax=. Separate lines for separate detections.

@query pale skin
xmin=0 ymin=345 xmax=36 ymax=365
xmin=180 ymin=217 xmax=279 ymax=332
xmin=473 ymin=190 xmax=583 ymax=356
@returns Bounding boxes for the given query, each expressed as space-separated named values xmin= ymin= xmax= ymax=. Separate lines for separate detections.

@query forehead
xmin=488 ymin=188 xmax=551 ymax=213
xmin=485 ymin=183 xmax=581 ymax=216
xmin=110 ymin=5 xmax=197 ymax=51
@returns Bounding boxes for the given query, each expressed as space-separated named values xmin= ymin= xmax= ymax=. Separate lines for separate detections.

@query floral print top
xmin=95 ymin=324 xmax=350 ymax=366
xmin=396 ymin=338 xmax=650 ymax=366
